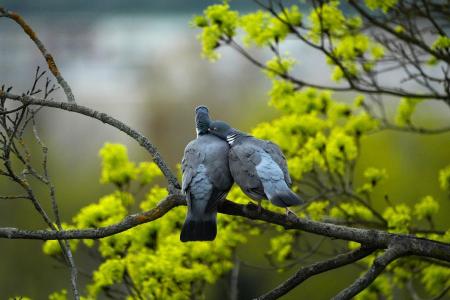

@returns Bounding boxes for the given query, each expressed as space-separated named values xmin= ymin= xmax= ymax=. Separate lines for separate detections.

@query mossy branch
xmin=0 ymin=7 xmax=76 ymax=103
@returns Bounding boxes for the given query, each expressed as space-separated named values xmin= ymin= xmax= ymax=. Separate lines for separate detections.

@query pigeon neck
xmin=195 ymin=112 xmax=210 ymax=137
xmin=226 ymin=129 xmax=249 ymax=145
xmin=196 ymin=129 xmax=207 ymax=137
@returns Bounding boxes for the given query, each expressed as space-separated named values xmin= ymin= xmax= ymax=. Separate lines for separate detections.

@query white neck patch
xmin=226 ymin=133 xmax=238 ymax=145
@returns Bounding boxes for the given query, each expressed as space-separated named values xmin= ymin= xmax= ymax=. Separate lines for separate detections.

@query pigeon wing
xmin=229 ymin=143 xmax=265 ymax=200
xmin=262 ymin=140 xmax=292 ymax=186
xmin=181 ymin=142 xmax=205 ymax=193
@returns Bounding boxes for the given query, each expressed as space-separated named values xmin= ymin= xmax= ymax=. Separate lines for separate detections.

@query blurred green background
xmin=0 ymin=0 xmax=449 ymax=299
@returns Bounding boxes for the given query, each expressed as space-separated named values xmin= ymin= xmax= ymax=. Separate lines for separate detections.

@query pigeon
xmin=180 ymin=106 xmax=233 ymax=242
xmin=208 ymin=120 xmax=304 ymax=212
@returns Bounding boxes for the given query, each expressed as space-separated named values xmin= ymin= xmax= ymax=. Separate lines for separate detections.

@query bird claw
xmin=245 ymin=201 xmax=262 ymax=214
xmin=257 ymin=202 xmax=262 ymax=214
xmin=285 ymin=208 xmax=298 ymax=222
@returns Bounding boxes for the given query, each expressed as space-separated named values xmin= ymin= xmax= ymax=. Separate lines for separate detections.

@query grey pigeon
xmin=180 ymin=107 xmax=233 ymax=242
xmin=208 ymin=120 xmax=304 ymax=210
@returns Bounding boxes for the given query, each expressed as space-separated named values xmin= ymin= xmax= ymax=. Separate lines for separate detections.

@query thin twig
xmin=0 ymin=195 xmax=29 ymax=200
xmin=430 ymin=285 xmax=450 ymax=300
xmin=31 ymin=114 xmax=80 ymax=299
xmin=229 ymin=251 xmax=240 ymax=300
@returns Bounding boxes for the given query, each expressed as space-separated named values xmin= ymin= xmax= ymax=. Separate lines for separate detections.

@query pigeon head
xmin=208 ymin=120 xmax=233 ymax=139
xmin=195 ymin=105 xmax=211 ymax=136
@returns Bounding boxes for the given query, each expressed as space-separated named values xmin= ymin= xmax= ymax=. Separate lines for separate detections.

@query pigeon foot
xmin=285 ymin=208 xmax=298 ymax=222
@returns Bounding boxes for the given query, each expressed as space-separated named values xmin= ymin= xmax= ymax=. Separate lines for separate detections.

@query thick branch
xmin=1 ymin=92 xmax=181 ymax=192
xmin=220 ymin=201 xmax=450 ymax=262
xmin=0 ymin=194 xmax=185 ymax=240
xmin=0 ymin=7 xmax=75 ymax=103
xmin=256 ymin=246 xmax=376 ymax=300
xmin=0 ymin=199 xmax=448 ymax=263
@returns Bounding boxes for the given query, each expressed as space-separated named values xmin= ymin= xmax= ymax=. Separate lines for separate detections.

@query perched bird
xmin=208 ymin=120 xmax=304 ymax=212
xmin=180 ymin=106 xmax=233 ymax=242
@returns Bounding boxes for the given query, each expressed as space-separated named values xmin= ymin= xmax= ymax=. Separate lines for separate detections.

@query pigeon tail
xmin=180 ymin=214 xmax=217 ymax=242
xmin=255 ymin=152 xmax=304 ymax=208
xmin=269 ymin=189 xmax=304 ymax=208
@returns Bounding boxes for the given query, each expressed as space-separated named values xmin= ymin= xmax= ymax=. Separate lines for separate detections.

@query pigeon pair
xmin=180 ymin=106 xmax=303 ymax=242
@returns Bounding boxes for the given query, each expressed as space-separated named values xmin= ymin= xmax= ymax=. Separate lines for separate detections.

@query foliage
xmin=99 ymin=143 xmax=138 ymax=186
xmin=189 ymin=1 xmax=449 ymax=299
xmin=439 ymin=164 xmax=450 ymax=191
xmin=46 ymin=90 xmax=446 ymax=298
xmin=191 ymin=2 xmax=239 ymax=60
xmin=414 ymin=196 xmax=439 ymax=221
xmin=395 ymin=97 xmax=422 ymax=126
xmin=37 ymin=0 xmax=449 ymax=299
xmin=44 ymin=144 xmax=257 ymax=299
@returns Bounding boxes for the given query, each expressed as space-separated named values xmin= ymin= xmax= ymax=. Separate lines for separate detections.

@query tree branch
xmin=431 ymin=285 xmax=450 ymax=300
xmin=1 ymin=92 xmax=181 ymax=192
xmin=379 ymin=124 xmax=450 ymax=135
xmin=0 ymin=7 xmax=76 ymax=103
xmin=0 ymin=194 xmax=185 ymax=240
xmin=348 ymin=0 xmax=450 ymax=64
xmin=251 ymin=0 xmax=449 ymax=102
xmin=332 ymin=243 xmax=407 ymax=299
xmin=221 ymin=201 xmax=450 ymax=262
xmin=229 ymin=251 xmax=240 ymax=300
xmin=256 ymin=246 xmax=376 ymax=300
xmin=0 ymin=199 xmax=448 ymax=262
xmin=32 ymin=114 xmax=80 ymax=300
xmin=2 ymin=3 xmax=448 ymax=299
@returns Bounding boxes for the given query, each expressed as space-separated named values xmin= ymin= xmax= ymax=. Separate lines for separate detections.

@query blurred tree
xmin=1 ymin=1 xmax=450 ymax=300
